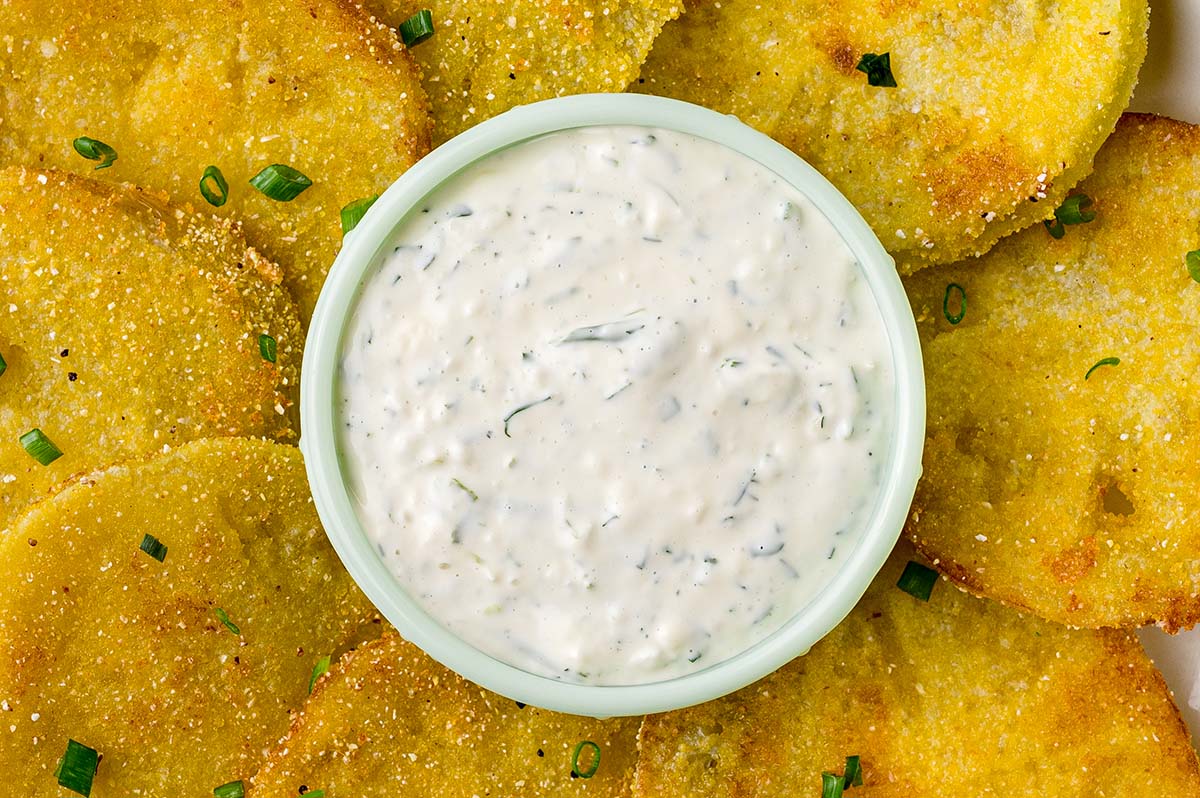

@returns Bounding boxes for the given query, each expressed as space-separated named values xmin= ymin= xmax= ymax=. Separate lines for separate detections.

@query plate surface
xmin=1130 ymin=0 xmax=1200 ymax=751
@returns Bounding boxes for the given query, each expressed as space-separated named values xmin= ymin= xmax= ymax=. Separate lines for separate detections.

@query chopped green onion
xmin=821 ymin=772 xmax=845 ymax=798
xmin=341 ymin=195 xmax=379 ymax=236
xmin=1084 ymin=356 xmax=1120 ymax=381
xmin=1043 ymin=218 xmax=1065 ymax=239
xmin=896 ymin=560 xmax=937 ymax=601
xmin=942 ymin=283 xmax=966 ymax=325
xmin=1186 ymin=250 xmax=1200 ymax=283
xmin=305 ymin=791 xmax=325 ymax=798
xmin=451 ymin=478 xmax=479 ymax=502
xmin=249 ymin=164 xmax=312 ymax=202
xmin=20 ymin=428 xmax=63 ymax=466
xmin=72 ymin=137 xmax=118 ymax=170
xmin=200 ymin=165 xmax=229 ymax=208
xmin=309 ymin=654 xmax=331 ymax=694
xmin=0 ymin=349 xmax=7 ymax=378
xmin=1046 ymin=193 xmax=1097 ymax=238
xmin=571 ymin=740 xmax=601 ymax=779
xmin=855 ymin=52 xmax=897 ymax=88
xmin=399 ymin=9 xmax=435 ymax=47
xmin=1054 ymin=193 xmax=1097 ymax=226
xmin=55 ymin=739 xmax=99 ymax=796
xmin=214 ymin=608 xmax=241 ymax=636
xmin=843 ymin=755 xmax=863 ymax=787
xmin=258 ymin=333 xmax=278 ymax=364
xmin=139 ymin=533 xmax=168 ymax=563
xmin=213 ymin=780 xmax=245 ymax=798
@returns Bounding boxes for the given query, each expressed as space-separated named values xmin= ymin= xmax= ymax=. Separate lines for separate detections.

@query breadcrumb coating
xmin=904 ymin=114 xmax=1200 ymax=630
xmin=0 ymin=167 xmax=301 ymax=528
xmin=633 ymin=546 xmax=1200 ymax=797
xmin=0 ymin=0 xmax=432 ymax=318
xmin=0 ymin=438 xmax=383 ymax=795
xmin=634 ymin=0 xmax=1147 ymax=271
xmin=366 ymin=0 xmax=680 ymax=144
xmin=251 ymin=633 xmax=639 ymax=797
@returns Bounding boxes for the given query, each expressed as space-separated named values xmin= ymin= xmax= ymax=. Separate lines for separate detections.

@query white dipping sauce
xmin=339 ymin=126 xmax=894 ymax=684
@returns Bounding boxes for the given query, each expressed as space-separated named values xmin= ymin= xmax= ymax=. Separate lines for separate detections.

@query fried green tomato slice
xmin=634 ymin=0 xmax=1147 ymax=271
xmin=367 ymin=0 xmax=681 ymax=144
xmin=903 ymin=114 xmax=1200 ymax=630
xmin=251 ymin=633 xmax=640 ymax=797
xmin=0 ymin=438 xmax=383 ymax=795
xmin=633 ymin=546 xmax=1200 ymax=796
xmin=0 ymin=167 xmax=301 ymax=528
xmin=0 ymin=0 xmax=431 ymax=319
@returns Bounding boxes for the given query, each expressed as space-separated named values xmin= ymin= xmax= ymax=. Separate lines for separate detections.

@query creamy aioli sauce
xmin=339 ymin=126 xmax=895 ymax=684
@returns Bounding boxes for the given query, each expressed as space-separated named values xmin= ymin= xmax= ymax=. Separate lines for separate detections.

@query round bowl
xmin=300 ymin=93 xmax=925 ymax=717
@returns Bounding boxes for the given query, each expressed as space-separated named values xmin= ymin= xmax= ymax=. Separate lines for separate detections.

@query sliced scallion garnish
xmin=309 ymin=654 xmax=332 ymax=694
xmin=139 ymin=533 xmax=168 ymax=563
xmin=821 ymin=771 xmax=845 ymax=798
xmin=200 ymin=165 xmax=229 ymax=208
xmin=55 ymin=739 xmax=99 ymax=797
xmin=855 ymin=52 xmax=897 ymax=88
xmin=1084 ymin=356 xmax=1120 ymax=381
xmin=571 ymin=740 xmax=601 ymax=779
xmin=213 ymin=780 xmax=245 ymax=798
xmin=0 ymin=349 xmax=7 ymax=378
xmin=399 ymin=9 xmax=435 ymax=47
xmin=341 ymin=195 xmax=379 ymax=236
xmin=258 ymin=333 xmax=278 ymax=364
xmin=1186 ymin=250 xmax=1200 ymax=283
xmin=72 ymin=137 xmax=118 ymax=170
xmin=896 ymin=560 xmax=937 ymax=601
xmin=214 ymin=608 xmax=241 ymax=636
xmin=843 ymin=755 xmax=863 ymax=787
xmin=305 ymin=791 xmax=325 ymax=798
xmin=1055 ymin=193 xmax=1097 ymax=226
xmin=942 ymin=283 xmax=966 ymax=325
xmin=249 ymin=164 xmax=312 ymax=202
xmin=1043 ymin=218 xmax=1065 ymax=239
xmin=20 ymin=428 xmax=63 ymax=466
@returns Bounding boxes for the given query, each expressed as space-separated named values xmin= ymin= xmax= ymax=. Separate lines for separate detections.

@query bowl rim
xmin=300 ymin=93 xmax=925 ymax=717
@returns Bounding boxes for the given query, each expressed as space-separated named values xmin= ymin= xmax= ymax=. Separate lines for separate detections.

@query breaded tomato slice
xmin=905 ymin=115 xmax=1200 ymax=630
xmin=0 ymin=167 xmax=301 ymax=527
xmin=0 ymin=438 xmax=383 ymax=795
xmin=0 ymin=0 xmax=432 ymax=318
xmin=635 ymin=0 xmax=1147 ymax=271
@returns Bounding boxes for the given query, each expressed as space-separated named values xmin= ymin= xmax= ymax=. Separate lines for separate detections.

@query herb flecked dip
xmin=339 ymin=126 xmax=895 ymax=684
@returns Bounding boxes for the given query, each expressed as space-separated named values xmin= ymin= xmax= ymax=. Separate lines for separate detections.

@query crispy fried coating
xmin=251 ymin=633 xmax=640 ymax=797
xmin=635 ymin=0 xmax=1147 ymax=271
xmin=0 ymin=167 xmax=301 ymax=528
xmin=633 ymin=546 xmax=1200 ymax=796
xmin=0 ymin=438 xmax=383 ymax=795
xmin=903 ymin=114 xmax=1200 ymax=630
xmin=366 ymin=0 xmax=681 ymax=144
xmin=0 ymin=0 xmax=431 ymax=318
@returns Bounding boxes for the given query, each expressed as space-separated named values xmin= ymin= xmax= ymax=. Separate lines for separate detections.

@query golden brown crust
xmin=635 ymin=0 xmax=1148 ymax=269
xmin=633 ymin=546 xmax=1200 ymax=796
xmin=0 ymin=438 xmax=383 ymax=796
xmin=0 ymin=166 xmax=302 ymax=528
xmin=903 ymin=114 xmax=1200 ymax=630
xmin=363 ymin=0 xmax=681 ymax=144
xmin=250 ymin=632 xmax=641 ymax=797
xmin=0 ymin=0 xmax=432 ymax=319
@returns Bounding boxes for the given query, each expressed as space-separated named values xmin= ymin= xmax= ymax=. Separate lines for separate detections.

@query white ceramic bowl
xmin=300 ymin=94 xmax=925 ymax=717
